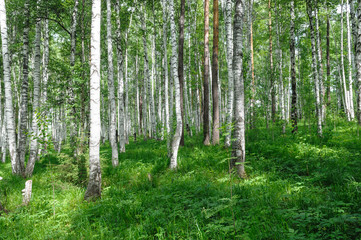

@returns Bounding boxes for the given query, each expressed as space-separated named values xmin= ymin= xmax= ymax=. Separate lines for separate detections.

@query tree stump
xmin=22 ymin=180 xmax=32 ymax=206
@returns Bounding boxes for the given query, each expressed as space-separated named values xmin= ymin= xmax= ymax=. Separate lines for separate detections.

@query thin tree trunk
xmin=203 ymin=0 xmax=211 ymax=145
xmin=107 ymin=0 xmax=119 ymax=166
xmin=268 ymin=0 xmax=275 ymax=123
xmin=212 ymin=0 xmax=220 ymax=145
xmin=85 ymin=0 xmax=102 ymax=201
xmin=178 ymin=0 xmax=186 ymax=146
xmin=341 ymin=0 xmax=351 ymax=120
xmin=307 ymin=0 xmax=323 ymax=137
xmin=162 ymin=0 xmax=170 ymax=135
xmin=116 ymin=0 xmax=125 ymax=152
xmin=347 ymin=0 xmax=355 ymax=119
xmin=326 ymin=9 xmax=331 ymax=106
xmin=232 ymin=0 xmax=246 ymax=178
xmin=290 ymin=0 xmax=298 ymax=134
xmin=225 ymin=0 xmax=234 ymax=147
xmin=356 ymin=0 xmax=361 ymax=124
xmin=250 ymin=0 xmax=256 ymax=131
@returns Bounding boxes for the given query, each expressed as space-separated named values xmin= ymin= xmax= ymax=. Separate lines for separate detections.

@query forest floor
xmin=1 ymin=120 xmax=361 ymax=239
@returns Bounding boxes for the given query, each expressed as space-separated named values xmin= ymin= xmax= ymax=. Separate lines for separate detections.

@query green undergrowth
xmin=1 ymin=121 xmax=361 ymax=239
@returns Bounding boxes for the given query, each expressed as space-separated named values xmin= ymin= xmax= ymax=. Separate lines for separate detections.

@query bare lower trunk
xmin=212 ymin=0 xmax=220 ymax=145
xmin=232 ymin=0 xmax=246 ymax=178
xmin=26 ymin=6 xmax=41 ymax=177
xmin=107 ymin=0 xmax=119 ymax=166
xmin=203 ymin=0 xmax=210 ymax=145
xmin=290 ymin=0 xmax=297 ymax=134
xmin=84 ymin=0 xmax=102 ymax=201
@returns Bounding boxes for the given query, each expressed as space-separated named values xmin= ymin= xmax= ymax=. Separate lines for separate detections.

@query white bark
xmin=18 ymin=0 xmax=30 ymax=175
xmin=162 ymin=0 xmax=170 ymax=135
xmin=116 ymin=0 xmax=125 ymax=152
xmin=0 ymin=0 xmax=18 ymax=174
xmin=169 ymin=0 xmax=182 ymax=169
xmin=232 ymin=0 xmax=246 ymax=178
xmin=22 ymin=180 xmax=32 ymax=206
xmin=346 ymin=0 xmax=355 ymax=119
xmin=26 ymin=10 xmax=42 ymax=177
xmin=85 ymin=0 xmax=102 ymax=200
xmin=107 ymin=0 xmax=119 ymax=166
xmin=225 ymin=0 xmax=234 ymax=147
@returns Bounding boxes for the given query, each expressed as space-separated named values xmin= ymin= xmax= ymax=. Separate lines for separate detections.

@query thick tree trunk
xmin=169 ymin=0 xmax=182 ymax=169
xmin=225 ymin=0 xmax=234 ymax=147
xmin=107 ymin=0 xmax=119 ymax=166
xmin=290 ymin=0 xmax=298 ymax=134
xmin=0 ymin=0 xmax=19 ymax=174
xmin=18 ymin=0 xmax=30 ymax=176
xmin=26 ymin=7 xmax=42 ymax=177
xmin=203 ymin=0 xmax=211 ymax=145
xmin=232 ymin=0 xmax=246 ymax=178
xmin=84 ymin=0 xmax=102 ymax=201
xmin=212 ymin=0 xmax=220 ymax=145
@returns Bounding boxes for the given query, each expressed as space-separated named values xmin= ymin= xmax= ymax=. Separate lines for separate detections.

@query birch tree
xmin=18 ymin=0 xmax=30 ymax=176
xmin=162 ymin=0 xmax=170 ymax=135
xmin=85 ymin=0 xmax=102 ymax=200
xmin=106 ymin=0 xmax=119 ymax=166
xmin=224 ymin=0 xmax=234 ymax=147
xmin=290 ymin=0 xmax=297 ymax=134
xmin=232 ymin=0 xmax=246 ymax=178
xmin=169 ymin=0 xmax=182 ymax=169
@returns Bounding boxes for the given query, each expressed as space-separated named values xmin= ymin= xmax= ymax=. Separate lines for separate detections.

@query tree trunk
xmin=0 ymin=0 xmax=19 ymax=174
xmin=116 ymin=0 xmax=125 ymax=152
xmin=212 ymin=0 xmax=220 ymax=145
xmin=84 ymin=0 xmax=102 ymax=201
xmin=203 ymin=0 xmax=211 ymax=145
xmin=307 ymin=0 xmax=323 ymax=137
xmin=26 ymin=5 xmax=42 ymax=177
xmin=169 ymin=0 xmax=182 ymax=169
xmin=178 ymin=0 xmax=186 ymax=146
xmin=356 ymin=0 xmax=361 ymax=124
xmin=162 ymin=0 xmax=170 ymax=135
xmin=290 ymin=0 xmax=298 ymax=134
xmin=18 ymin=0 xmax=30 ymax=176
xmin=346 ymin=0 xmax=355 ymax=119
xmin=224 ymin=0 xmax=234 ymax=147
xmin=341 ymin=0 xmax=351 ymax=120
xmin=326 ymin=9 xmax=331 ymax=106
xmin=232 ymin=0 xmax=246 ymax=178
xmin=107 ymin=0 xmax=119 ymax=166
xmin=268 ymin=0 xmax=275 ymax=123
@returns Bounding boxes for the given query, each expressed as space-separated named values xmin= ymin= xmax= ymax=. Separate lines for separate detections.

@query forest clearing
xmin=1 ymin=0 xmax=361 ymax=239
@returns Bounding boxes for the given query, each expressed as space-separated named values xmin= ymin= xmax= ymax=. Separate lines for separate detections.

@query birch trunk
xmin=290 ymin=0 xmax=298 ymax=134
xmin=315 ymin=5 xmax=326 ymax=121
xmin=232 ymin=0 xmax=246 ymax=178
xmin=268 ymin=0 xmax=275 ymax=123
xmin=178 ymin=0 xmax=185 ymax=146
xmin=18 ymin=0 xmax=30 ymax=176
xmin=347 ymin=0 xmax=355 ymax=119
xmin=356 ymin=0 xmax=361 ymax=124
xmin=116 ymin=0 xmax=125 ymax=152
xmin=203 ymin=0 xmax=211 ymax=145
xmin=224 ymin=0 xmax=234 ymax=147
xmin=107 ymin=0 xmax=119 ymax=166
xmin=85 ymin=0 xmax=102 ymax=201
xmin=341 ymin=0 xmax=351 ymax=120
xmin=162 ymin=0 xmax=170 ymax=135
xmin=307 ymin=0 xmax=323 ymax=137
xmin=0 ymin=0 xmax=19 ymax=174
xmin=26 ymin=4 xmax=42 ymax=177
xmin=169 ymin=0 xmax=182 ymax=169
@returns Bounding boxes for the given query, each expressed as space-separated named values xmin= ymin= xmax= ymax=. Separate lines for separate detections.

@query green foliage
xmin=1 ymin=121 xmax=361 ymax=239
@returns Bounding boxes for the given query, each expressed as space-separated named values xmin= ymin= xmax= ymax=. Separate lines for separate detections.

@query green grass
xmin=1 ymin=121 xmax=361 ymax=239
